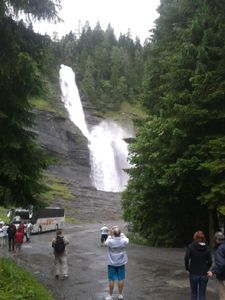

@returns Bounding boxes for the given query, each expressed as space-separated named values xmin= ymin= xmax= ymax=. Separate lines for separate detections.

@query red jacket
xmin=15 ymin=231 xmax=23 ymax=244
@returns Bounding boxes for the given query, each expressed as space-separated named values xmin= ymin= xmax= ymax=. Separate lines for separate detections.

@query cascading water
xmin=59 ymin=64 xmax=131 ymax=192
xmin=89 ymin=120 xmax=131 ymax=192
xmin=59 ymin=65 xmax=89 ymax=138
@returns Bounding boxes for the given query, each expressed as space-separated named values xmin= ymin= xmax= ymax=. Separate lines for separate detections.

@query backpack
xmin=53 ymin=236 xmax=65 ymax=254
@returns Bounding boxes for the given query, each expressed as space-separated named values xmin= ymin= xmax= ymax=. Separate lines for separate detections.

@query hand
xmin=207 ymin=271 xmax=213 ymax=277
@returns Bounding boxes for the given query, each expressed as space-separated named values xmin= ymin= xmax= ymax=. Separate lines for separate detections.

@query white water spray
xmin=59 ymin=65 xmax=89 ymax=138
xmin=59 ymin=64 xmax=131 ymax=192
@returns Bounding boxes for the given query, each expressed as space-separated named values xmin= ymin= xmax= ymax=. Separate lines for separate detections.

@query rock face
xmin=34 ymin=109 xmax=122 ymax=223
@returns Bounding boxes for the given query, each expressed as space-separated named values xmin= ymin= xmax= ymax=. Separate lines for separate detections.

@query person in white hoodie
xmin=105 ymin=226 xmax=129 ymax=300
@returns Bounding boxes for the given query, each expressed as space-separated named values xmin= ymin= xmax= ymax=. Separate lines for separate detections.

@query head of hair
xmin=193 ymin=230 xmax=205 ymax=243
xmin=56 ymin=229 xmax=62 ymax=236
xmin=215 ymin=231 xmax=225 ymax=242
xmin=112 ymin=226 xmax=121 ymax=237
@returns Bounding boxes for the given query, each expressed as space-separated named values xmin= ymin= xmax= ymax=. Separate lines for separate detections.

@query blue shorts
xmin=108 ymin=265 xmax=125 ymax=281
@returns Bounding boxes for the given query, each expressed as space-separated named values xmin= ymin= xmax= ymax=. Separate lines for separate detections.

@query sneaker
xmin=105 ymin=296 xmax=113 ymax=300
xmin=63 ymin=274 xmax=69 ymax=279
xmin=118 ymin=295 xmax=123 ymax=300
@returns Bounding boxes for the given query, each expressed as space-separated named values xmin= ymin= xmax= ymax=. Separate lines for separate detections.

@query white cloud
xmin=33 ymin=0 xmax=160 ymax=43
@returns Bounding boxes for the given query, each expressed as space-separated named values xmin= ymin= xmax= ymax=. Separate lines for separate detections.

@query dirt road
xmin=0 ymin=222 xmax=219 ymax=300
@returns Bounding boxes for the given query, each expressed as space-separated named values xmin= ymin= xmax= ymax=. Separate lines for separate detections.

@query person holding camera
xmin=105 ymin=226 xmax=129 ymax=300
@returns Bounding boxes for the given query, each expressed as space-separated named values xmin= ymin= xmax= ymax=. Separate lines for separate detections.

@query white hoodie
xmin=105 ymin=233 xmax=129 ymax=266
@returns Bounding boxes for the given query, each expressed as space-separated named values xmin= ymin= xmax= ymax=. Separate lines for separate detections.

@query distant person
xmin=208 ymin=232 xmax=225 ymax=299
xmin=185 ymin=230 xmax=212 ymax=300
xmin=2 ymin=222 xmax=8 ymax=246
xmin=25 ymin=221 xmax=33 ymax=242
xmin=52 ymin=229 xmax=69 ymax=279
xmin=7 ymin=223 xmax=16 ymax=252
xmin=0 ymin=223 xmax=4 ymax=247
xmin=15 ymin=227 xmax=24 ymax=253
xmin=100 ymin=224 xmax=109 ymax=246
xmin=105 ymin=226 xmax=129 ymax=300
xmin=19 ymin=222 xmax=26 ymax=240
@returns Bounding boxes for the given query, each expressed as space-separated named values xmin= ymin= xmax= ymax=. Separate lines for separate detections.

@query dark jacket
xmin=212 ymin=240 xmax=225 ymax=280
xmin=185 ymin=241 xmax=212 ymax=275
xmin=7 ymin=224 xmax=16 ymax=237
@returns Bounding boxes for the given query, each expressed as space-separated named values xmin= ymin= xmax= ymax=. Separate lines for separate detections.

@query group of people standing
xmin=52 ymin=224 xmax=129 ymax=300
xmin=185 ymin=230 xmax=225 ymax=300
xmin=52 ymin=224 xmax=225 ymax=300
xmin=1 ymin=221 xmax=33 ymax=253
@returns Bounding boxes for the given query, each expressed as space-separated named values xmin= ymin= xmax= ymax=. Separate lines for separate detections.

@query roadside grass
xmin=65 ymin=215 xmax=79 ymax=224
xmin=0 ymin=258 xmax=54 ymax=300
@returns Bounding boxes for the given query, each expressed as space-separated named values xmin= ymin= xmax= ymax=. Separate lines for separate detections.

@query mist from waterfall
xmin=59 ymin=64 xmax=131 ymax=192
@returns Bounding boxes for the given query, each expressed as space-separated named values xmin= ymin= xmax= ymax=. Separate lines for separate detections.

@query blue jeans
xmin=190 ymin=274 xmax=208 ymax=300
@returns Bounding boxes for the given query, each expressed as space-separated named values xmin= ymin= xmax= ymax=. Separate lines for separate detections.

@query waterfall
xmin=59 ymin=64 xmax=131 ymax=192
xmin=89 ymin=120 xmax=131 ymax=192
xmin=59 ymin=65 xmax=89 ymax=138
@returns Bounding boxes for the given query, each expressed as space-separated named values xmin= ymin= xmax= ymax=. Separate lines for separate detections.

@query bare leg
xmin=118 ymin=280 xmax=124 ymax=294
xmin=109 ymin=280 xmax=114 ymax=296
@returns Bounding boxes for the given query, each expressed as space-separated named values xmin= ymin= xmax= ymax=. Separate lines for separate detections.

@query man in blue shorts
xmin=105 ymin=226 xmax=129 ymax=300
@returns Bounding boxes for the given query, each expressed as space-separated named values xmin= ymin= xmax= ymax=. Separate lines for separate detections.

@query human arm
xmin=184 ymin=246 xmax=190 ymax=271
xmin=63 ymin=236 xmax=69 ymax=245
xmin=207 ymin=249 xmax=213 ymax=270
xmin=104 ymin=234 xmax=113 ymax=246
xmin=120 ymin=232 xmax=129 ymax=244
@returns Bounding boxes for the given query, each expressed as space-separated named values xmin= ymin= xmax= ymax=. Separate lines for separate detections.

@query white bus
xmin=7 ymin=207 xmax=65 ymax=233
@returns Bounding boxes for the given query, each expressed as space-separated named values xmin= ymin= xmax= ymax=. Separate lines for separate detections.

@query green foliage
xmin=0 ymin=207 xmax=9 ymax=223
xmin=53 ymin=23 xmax=144 ymax=113
xmin=0 ymin=1 xmax=60 ymax=207
xmin=0 ymin=258 xmax=54 ymax=300
xmin=122 ymin=0 xmax=225 ymax=246
xmin=2 ymin=0 xmax=61 ymax=21
xmin=29 ymin=97 xmax=63 ymax=115
xmin=41 ymin=174 xmax=73 ymax=204
xmin=65 ymin=215 xmax=79 ymax=224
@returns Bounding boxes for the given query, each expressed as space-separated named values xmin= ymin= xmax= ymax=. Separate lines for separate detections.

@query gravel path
xmin=0 ymin=222 xmax=219 ymax=300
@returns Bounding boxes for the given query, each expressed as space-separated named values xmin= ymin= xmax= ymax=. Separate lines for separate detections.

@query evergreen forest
xmin=0 ymin=0 xmax=224 ymax=246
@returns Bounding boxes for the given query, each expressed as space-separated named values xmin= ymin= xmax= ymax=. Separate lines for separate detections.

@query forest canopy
xmin=122 ymin=0 xmax=225 ymax=246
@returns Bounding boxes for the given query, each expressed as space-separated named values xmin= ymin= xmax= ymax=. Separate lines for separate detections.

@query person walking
xmin=207 ymin=231 xmax=225 ymax=299
xmin=185 ymin=230 xmax=212 ymax=300
xmin=7 ymin=222 xmax=16 ymax=252
xmin=52 ymin=229 xmax=69 ymax=279
xmin=100 ymin=224 xmax=109 ymax=246
xmin=105 ymin=226 xmax=129 ymax=300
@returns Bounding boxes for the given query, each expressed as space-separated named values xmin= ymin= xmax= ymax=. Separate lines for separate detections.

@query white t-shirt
xmin=105 ymin=233 xmax=129 ymax=266
xmin=100 ymin=226 xmax=109 ymax=235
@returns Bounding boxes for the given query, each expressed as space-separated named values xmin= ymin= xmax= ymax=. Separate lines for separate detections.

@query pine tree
xmin=122 ymin=0 xmax=225 ymax=246
xmin=0 ymin=1 xmax=60 ymax=207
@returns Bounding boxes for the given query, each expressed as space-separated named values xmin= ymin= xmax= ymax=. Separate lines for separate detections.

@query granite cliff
xmin=34 ymin=108 xmax=122 ymax=223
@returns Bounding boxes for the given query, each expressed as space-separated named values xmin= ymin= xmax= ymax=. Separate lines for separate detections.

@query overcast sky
xmin=33 ymin=0 xmax=160 ymax=43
